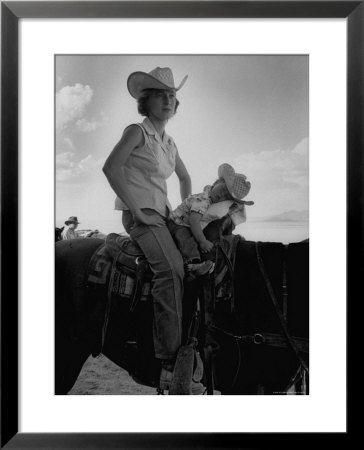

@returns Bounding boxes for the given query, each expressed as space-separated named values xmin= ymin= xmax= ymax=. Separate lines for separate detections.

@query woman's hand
xmin=133 ymin=210 xmax=165 ymax=227
xmin=199 ymin=239 xmax=214 ymax=253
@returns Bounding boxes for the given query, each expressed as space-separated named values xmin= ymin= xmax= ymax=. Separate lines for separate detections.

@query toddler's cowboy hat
xmin=65 ymin=216 xmax=80 ymax=225
xmin=127 ymin=67 xmax=188 ymax=99
xmin=218 ymin=163 xmax=254 ymax=205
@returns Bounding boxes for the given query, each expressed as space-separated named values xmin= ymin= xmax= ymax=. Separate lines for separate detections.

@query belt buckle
xmin=253 ymin=333 xmax=264 ymax=345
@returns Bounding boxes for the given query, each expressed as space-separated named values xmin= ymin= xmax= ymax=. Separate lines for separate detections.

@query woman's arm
xmin=175 ymin=151 xmax=192 ymax=201
xmin=102 ymin=126 xmax=164 ymax=227
xmin=189 ymin=212 xmax=214 ymax=253
xmin=103 ymin=125 xmax=142 ymax=212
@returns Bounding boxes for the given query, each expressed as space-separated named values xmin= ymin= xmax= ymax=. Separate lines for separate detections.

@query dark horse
xmin=55 ymin=227 xmax=64 ymax=242
xmin=55 ymin=230 xmax=308 ymax=395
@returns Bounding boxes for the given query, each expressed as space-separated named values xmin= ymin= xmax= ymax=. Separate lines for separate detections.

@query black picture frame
xmin=1 ymin=1 xmax=360 ymax=448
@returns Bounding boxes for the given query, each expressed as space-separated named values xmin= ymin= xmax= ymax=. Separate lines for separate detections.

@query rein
xmin=255 ymin=242 xmax=309 ymax=374
xmin=202 ymin=237 xmax=240 ymax=394
xmin=215 ymin=241 xmax=236 ymax=313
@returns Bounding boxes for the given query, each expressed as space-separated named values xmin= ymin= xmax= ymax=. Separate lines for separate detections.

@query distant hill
xmin=264 ymin=210 xmax=309 ymax=222
xmin=76 ymin=229 xmax=128 ymax=239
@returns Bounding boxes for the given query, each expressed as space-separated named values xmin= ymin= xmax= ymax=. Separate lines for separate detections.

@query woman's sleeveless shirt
xmin=115 ymin=117 xmax=177 ymax=217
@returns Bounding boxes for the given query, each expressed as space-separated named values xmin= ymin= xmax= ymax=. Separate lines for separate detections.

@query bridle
xmin=203 ymin=240 xmax=309 ymax=394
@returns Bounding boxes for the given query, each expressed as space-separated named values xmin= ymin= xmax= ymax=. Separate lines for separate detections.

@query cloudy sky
xmin=56 ymin=55 xmax=308 ymax=235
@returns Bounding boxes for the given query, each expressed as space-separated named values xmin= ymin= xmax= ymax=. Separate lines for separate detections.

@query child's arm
xmin=189 ymin=212 xmax=214 ymax=253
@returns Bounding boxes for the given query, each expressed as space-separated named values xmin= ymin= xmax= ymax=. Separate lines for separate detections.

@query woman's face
xmin=210 ymin=179 xmax=233 ymax=203
xmin=147 ymin=89 xmax=177 ymax=121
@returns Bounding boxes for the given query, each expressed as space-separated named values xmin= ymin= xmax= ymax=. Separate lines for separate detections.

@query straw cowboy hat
xmin=218 ymin=163 xmax=254 ymax=205
xmin=127 ymin=67 xmax=188 ymax=99
xmin=65 ymin=216 xmax=80 ymax=225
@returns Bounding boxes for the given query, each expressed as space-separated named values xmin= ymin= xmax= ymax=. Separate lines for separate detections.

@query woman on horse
xmin=103 ymin=67 xmax=204 ymax=394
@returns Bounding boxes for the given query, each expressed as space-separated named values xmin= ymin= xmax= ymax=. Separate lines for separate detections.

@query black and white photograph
xmin=55 ymin=55 xmax=309 ymax=396
xmin=2 ymin=0 xmax=357 ymax=444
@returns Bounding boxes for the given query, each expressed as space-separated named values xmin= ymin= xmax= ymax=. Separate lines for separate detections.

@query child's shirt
xmin=169 ymin=185 xmax=213 ymax=228
xmin=170 ymin=185 xmax=242 ymax=230
xmin=170 ymin=185 xmax=252 ymax=230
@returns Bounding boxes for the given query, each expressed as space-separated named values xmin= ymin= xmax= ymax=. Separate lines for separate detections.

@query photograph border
xmin=1 ymin=1 xmax=361 ymax=447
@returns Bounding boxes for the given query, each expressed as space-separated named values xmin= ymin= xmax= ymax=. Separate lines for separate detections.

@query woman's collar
xmin=143 ymin=117 xmax=157 ymax=136
xmin=143 ymin=117 xmax=172 ymax=147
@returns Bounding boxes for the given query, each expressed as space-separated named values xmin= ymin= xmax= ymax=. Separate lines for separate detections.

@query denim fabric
xmin=166 ymin=219 xmax=201 ymax=263
xmin=122 ymin=209 xmax=184 ymax=359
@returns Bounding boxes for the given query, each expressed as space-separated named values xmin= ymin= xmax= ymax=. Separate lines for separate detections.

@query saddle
xmin=86 ymin=215 xmax=241 ymax=391
xmin=87 ymin=215 xmax=237 ymax=308
xmin=87 ymin=233 xmax=153 ymax=308
xmin=105 ymin=234 xmax=153 ymax=312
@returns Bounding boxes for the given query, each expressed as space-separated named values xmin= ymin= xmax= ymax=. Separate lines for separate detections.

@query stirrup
xmin=159 ymin=367 xmax=205 ymax=395
xmin=187 ymin=260 xmax=215 ymax=277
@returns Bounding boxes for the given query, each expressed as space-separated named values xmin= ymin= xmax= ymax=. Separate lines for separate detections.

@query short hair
xmin=212 ymin=178 xmax=235 ymax=201
xmin=137 ymin=89 xmax=180 ymax=117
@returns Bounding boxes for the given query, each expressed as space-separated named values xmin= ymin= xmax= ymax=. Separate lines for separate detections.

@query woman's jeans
xmin=122 ymin=209 xmax=184 ymax=360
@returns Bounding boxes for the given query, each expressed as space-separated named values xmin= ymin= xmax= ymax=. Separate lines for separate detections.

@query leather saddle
xmin=105 ymin=213 xmax=234 ymax=268
xmin=87 ymin=215 xmax=240 ymax=388
xmin=105 ymin=233 xmax=145 ymax=260
xmin=104 ymin=233 xmax=153 ymax=311
xmin=88 ymin=215 xmax=236 ymax=299
xmin=108 ymin=212 xmax=233 ymax=264
xmin=105 ymin=233 xmax=149 ymax=269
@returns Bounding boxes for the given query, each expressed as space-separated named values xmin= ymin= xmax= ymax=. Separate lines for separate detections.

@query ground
xmin=68 ymin=354 xmax=220 ymax=395
xmin=68 ymin=354 xmax=156 ymax=395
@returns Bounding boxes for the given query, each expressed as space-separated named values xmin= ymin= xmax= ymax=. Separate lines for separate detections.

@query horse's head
xmin=55 ymin=226 xmax=64 ymax=242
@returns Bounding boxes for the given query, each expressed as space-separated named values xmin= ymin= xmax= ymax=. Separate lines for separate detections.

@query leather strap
xmin=255 ymin=243 xmax=309 ymax=373
xmin=200 ymin=271 xmax=216 ymax=395
xmin=201 ymin=235 xmax=241 ymax=395
xmin=209 ymin=325 xmax=308 ymax=353
xmin=101 ymin=249 xmax=122 ymax=352
xmin=202 ymin=271 xmax=216 ymax=327
xmin=216 ymin=240 xmax=235 ymax=313
xmin=204 ymin=344 xmax=215 ymax=395
xmin=282 ymin=245 xmax=288 ymax=322
xmin=129 ymin=258 xmax=148 ymax=313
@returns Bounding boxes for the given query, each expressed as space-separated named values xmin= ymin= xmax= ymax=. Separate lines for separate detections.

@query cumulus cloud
xmin=56 ymin=151 xmax=104 ymax=182
xmin=63 ymin=137 xmax=75 ymax=150
xmin=56 ymin=83 xmax=107 ymax=133
xmin=56 ymin=76 xmax=63 ymax=89
xmin=56 ymin=83 xmax=93 ymax=130
xmin=75 ymin=111 xmax=107 ymax=133
xmin=233 ymin=137 xmax=309 ymax=216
